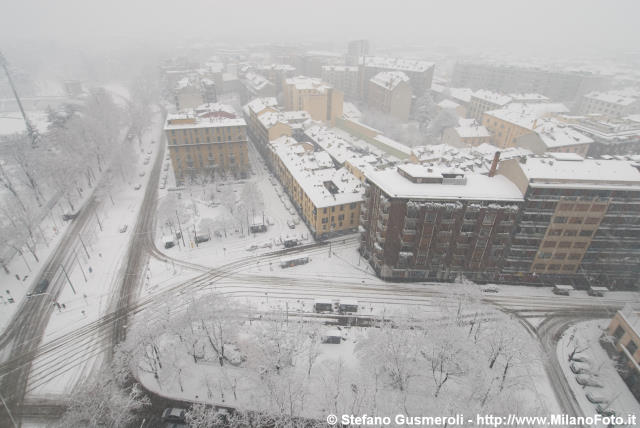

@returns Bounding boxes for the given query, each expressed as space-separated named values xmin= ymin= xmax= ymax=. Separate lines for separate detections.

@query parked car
xmin=195 ymin=234 xmax=210 ymax=244
xmin=587 ymin=286 xmax=607 ymax=297
xmin=139 ymin=171 xmax=145 ymax=177
xmin=576 ymin=374 xmax=603 ymax=388
xmin=481 ymin=285 xmax=499 ymax=293
xmin=134 ymin=184 xmax=142 ymax=190
xmin=119 ymin=224 xmax=128 ymax=233
xmin=162 ymin=408 xmax=186 ymax=423
xmin=62 ymin=212 xmax=79 ymax=221
xmin=586 ymin=392 xmax=608 ymax=404
xmin=287 ymin=219 xmax=296 ymax=229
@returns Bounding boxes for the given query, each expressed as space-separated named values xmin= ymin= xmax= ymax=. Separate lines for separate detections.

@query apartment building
xmin=164 ymin=104 xmax=249 ymax=183
xmin=268 ymin=136 xmax=363 ymax=239
xmin=468 ymin=90 xmax=512 ymax=121
xmin=241 ymin=72 xmax=276 ymax=101
xmin=358 ymin=56 xmax=434 ymax=99
xmin=442 ymin=120 xmax=492 ymax=147
xmin=255 ymin=64 xmax=296 ymax=90
xmin=515 ymin=120 xmax=593 ymax=157
xmin=483 ymin=103 xmax=569 ymax=148
xmin=451 ymin=62 xmax=605 ymax=101
xmin=608 ymin=310 xmax=640 ymax=395
xmin=282 ymin=76 xmax=343 ymax=123
xmin=498 ymin=156 xmax=640 ymax=289
xmin=321 ymin=65 xmax=359 ymax=100
xmin=360 ymin=163 xmax=523 ymax=282
xmin=567 ymin=116 xmax=640 ymax=156
xmin=576 ymin=90 xmax=640 ymax=117
xmin=366 ymin=71 xmax=412 ymax=122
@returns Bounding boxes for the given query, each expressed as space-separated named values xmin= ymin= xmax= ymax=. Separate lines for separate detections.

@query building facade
xmin=321 ymin=65 xmax=359 ymax=100
xmin=366 ymin=71 xmax=412 ymax=122
xmin=164 ymin=104 xmax=249 ymax=183
xmin=282 ymin=76 xmax=343 ymax=123
xmin=608 ymin=310 xmax=640 ymax=395
xmin=358 ymin=57 xmax=434 ymax=99
xmin=498 ymin=156 xmax=640 ymax=289
xmin=360 ymin=164 xmax=523 ymax=282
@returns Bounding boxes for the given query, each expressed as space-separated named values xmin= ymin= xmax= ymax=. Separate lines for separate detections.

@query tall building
xmin=283 ymin=76 xmax=343 ymax=123
xmin=358 ymin=57 xmax=434 ymax=99
xmin=360 ymin=163 xmax=523 ymax=282
xmin=498 ymin=156 xmax=640 ymax=289
xmin=366 ymin=71 xmax=412 ymax=122
xmin=347 ymin=39 xmax=370 ymax=65
xmin=321 ymin=65 xmax=359 ymax=100
xmin=164 ymin=104 xmax=249 ymax=183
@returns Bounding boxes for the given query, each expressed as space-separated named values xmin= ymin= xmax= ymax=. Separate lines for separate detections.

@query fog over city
xmin=1 ymin=1 xmax=640 ymax=427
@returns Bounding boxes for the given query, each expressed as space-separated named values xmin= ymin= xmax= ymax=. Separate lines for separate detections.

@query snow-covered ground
xmin=0 ymin=111 xmax=50 ymax=135
xmin=24 ymin=109 xmax=165 ymax=397
xmin=557 ymin=319 xmax=640 ymax=427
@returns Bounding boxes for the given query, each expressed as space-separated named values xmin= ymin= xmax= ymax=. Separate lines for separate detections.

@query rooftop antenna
xmin=0 ymin=50 xmax=40 ymax=148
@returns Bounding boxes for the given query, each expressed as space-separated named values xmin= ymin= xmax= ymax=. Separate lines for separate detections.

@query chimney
xmin=489 ymin=151 xmax=501 ymax=177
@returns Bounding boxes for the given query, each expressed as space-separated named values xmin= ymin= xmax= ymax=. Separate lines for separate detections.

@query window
xmin=553 ymin=253 xmax=567 ymax=260
xmin=584 ymin=217 xmax=599 ymax=224
xmin=558 ymin=203 xmax=573 ymax=211
xmin=543 ymin=241 xmax=557 ymax=248
xmin=579 ymin=229 xmax=594 ymax=237
xmin=549 ymin=229 xmax=563 ymax=236
xmin=573 ymin=242 xmax=587 ymax=249
xmin=483 ymin=213 xmax=496 ymax=225
xmin=548 ymin=264 xmax=561 ymax=271
xmin=627 ymin=340 xmax=638 ymax=356
xmin=568 ymin=253 xmax=582 ymax=260
xmin=569 ymin=217 xmax=583 ymax=224
xmin=558 ymin=241 xmax=571 ymax=248
xmin=554 ymin=216 xmax=568 ymax=224
xmin=613 ymin=326 xmax=624 ymax=340
xmin=322 ymin=218 xmax=328 ymax=224
xmin=564 ymin=230 xmax=577 ymax=236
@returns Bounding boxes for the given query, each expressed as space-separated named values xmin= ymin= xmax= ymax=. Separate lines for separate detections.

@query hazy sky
xmin=2 ymin=0 xmax=640 ymax=56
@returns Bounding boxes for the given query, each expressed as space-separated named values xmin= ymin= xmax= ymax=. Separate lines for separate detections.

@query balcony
xmin=402 ymin=227 xmax=417 ymax=236
xmin=377 ymin=219 xmax=387 ymax=231
xmin=376 ymin=232 xmax=386 ymax=243
xmin=380 ymin=210 xmax=389 ymax=220
xmin=440 ymin=218 xmax=455 ymax=225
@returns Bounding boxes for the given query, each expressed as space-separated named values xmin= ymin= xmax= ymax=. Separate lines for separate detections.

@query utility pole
xmin=60 ymin=264 xmax=76 ymax=294
xmin=193 ymin=224 xmax=198 ymax=247
xmin=79 ymin=235 xmax=90 ymax=258
xmin=94 ymin=206 xmax=103 ymax=231
xmin=0 ymin=51 xmax=39 ymax=148
xmin=75 ymin=250 xmax=87 ymax=282
xmin=176 ymin=210 xmax=186 ymax=247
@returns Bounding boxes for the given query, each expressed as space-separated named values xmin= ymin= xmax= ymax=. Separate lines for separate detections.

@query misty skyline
xmin=2 ymin=0 xmax=640 ymax=57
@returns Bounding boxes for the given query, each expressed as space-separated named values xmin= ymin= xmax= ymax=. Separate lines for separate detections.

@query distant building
xmin=367 ymin=71 xmax=412 ymax=121
xmin=451 ymin=62 xmax=606 ymax=101
xmin=164 ymin=104 xmax=249 ymax=183
xmin=515 ymin=119 xmax=593 ymax=157
xmin=255 ymin=64 xmax=296 ymax=91
xmin=468 ymin=90 xmax=512 ymax=121
xmin=63 ymin=80 xmax=83 ymax=98
xmin=321 ymin=65 xmax=359 ymax=100
xmin=576 ymin=90 xmax=640 ymax=117
xmin=566 ymin=115 xmax=640 ymax=156
xmin=360 ymin=164 xmax=523 ymax=282
xmin=442 ymin=120 xmax=492 ymax=147
xmin=283 ymin=76 xmax=343 ymax=123
xmin=241 ymin=72 xmax=276 ymax=101
xmin=358 ymin=56 xmax=434 ymax=99
xmin=347 ymin=39 xmax=370 ymax=65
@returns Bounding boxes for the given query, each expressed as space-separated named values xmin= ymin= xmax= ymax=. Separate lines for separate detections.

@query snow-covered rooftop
xmin=532 ymin=119 xmax=594 ymax=148
xmin=245 ymin=97 xmax=278 ymax=115
xmin=472 ymin=90 xmax=512 ymax=106
xmin=366 ymin=165 xmax=523 ymax=201
xmin=509 ymin=93 xmax=550 ymax=103
xmin=285 ymin=76 xmax=333 ymax=92
xmin=305 ymin=125 xmax=359 ymax=165
xmin=322 ymin=65 xmax=358 ymax=72
xmin=164 ymin=112 xmax=246 ymax=131
xmin=243 ymin=72 xmax=274 ymax=91
xmin=584 ymin=91 xmax=638 ymax=106
xmin=518 ymin=157 xmax=640 ymax=189
xmin=370 ymin=71 xmax=410 ymax=90
xmin=438 ymin=99 xmax=461 ymax=110
xmin=454 ymin=123 xmax=491 ymax=138
xmin=270 ymin=136 xmax=364 ymax=208
xmin=256 ymin=63 xmax=296 ymax=72
xmin=360 ymin=56 xmax=435 ymax=73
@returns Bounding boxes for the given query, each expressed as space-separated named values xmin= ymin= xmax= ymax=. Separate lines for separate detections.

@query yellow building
xmin=268 ymin=136 xmax=363 ymax=239
xmin=608 ymin=310 xmax=640 ymax=389
xmin=164 ymin=104 xmax=249 ymax=183
xmin=283 ymin=76 xmax=343 ymax=123
xmin=367 ymin=71 xmax=412 ymax=122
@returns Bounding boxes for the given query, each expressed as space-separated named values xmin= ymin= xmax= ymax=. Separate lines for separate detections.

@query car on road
xmin=586 ymin=392 xmax=608 ymax=404
xmin=147 ymin=150 xmax=152 ymax=155
xmin=162 ymin=408 xmax=186 ymax=424
xmin=139 ymin=171 xmax=145 ymax=177
xmin=62 ymin=212 xmax=79 ymax=221
xmin=587 ymin=286 xmax=607 ymax=297
xmin=575 ymin=374 xmax=603 ymax=388
xmin=119 ymin=224 xmax=128 ymax=233
xmin=481 ymin=285 xmax=499 ymax=293
xmin=27 ymin=279 xmax=49 ymax=297
xmin=134 ymin=184 xmax=142 ymax=190
xmin=287 ymin=219 xmax=296 ymax=229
